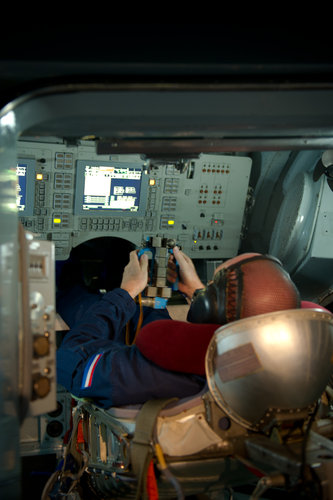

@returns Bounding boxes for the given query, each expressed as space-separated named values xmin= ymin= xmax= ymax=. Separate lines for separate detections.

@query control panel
xmin=17 ymin=139 xmax=252 ymax=260
xmin=27 ymin=236 xmax=56 ymax=416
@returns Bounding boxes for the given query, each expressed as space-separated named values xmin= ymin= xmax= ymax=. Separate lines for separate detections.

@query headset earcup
xmin=187 ymin=286 xmax=219 ymax=324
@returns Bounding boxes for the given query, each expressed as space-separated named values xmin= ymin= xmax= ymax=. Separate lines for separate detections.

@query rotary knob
xmin=32 ymin=374 xmax=51 ymax=399
xmin=33 ymin=334 xmax=50 ymax=357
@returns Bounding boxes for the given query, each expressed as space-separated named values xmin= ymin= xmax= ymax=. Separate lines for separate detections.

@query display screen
xmin=83 ymin=165 xmax=141 ymax=211
xmin=16 ymin=160 xmax=35 ymax=215
xmin=17 ymin=163 xmax=28 ymax=211
xmin=74 ymin=160 xmax=148 ymax=216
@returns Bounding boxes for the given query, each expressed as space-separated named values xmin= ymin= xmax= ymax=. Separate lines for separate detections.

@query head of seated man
xmin=187 ymin=252 xmax=301 ymax=324
xmin=136 ymin=253 xmax=301 ymax=376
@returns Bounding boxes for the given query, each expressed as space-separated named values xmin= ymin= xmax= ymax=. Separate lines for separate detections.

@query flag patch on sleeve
xmin=81 ymin=353 xmax=103 ymax=389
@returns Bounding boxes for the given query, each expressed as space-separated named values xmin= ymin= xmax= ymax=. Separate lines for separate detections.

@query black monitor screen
xmin=74 ymin=160 xmax=148 ymax=215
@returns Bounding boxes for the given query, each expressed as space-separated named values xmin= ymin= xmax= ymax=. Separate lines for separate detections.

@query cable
xmin=300 ymin=402 xmax=319 ymax=482
xmin=125 ymin=293 xmax=143 ymax=345
xmin=154 ymin=443 xmax=184 ymax=500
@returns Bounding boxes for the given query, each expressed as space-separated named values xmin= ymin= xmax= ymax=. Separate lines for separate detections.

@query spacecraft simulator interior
xmin=1 ymin=81 xmax=333 ymax=500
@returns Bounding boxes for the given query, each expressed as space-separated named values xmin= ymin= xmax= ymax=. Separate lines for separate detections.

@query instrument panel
xmin=17 ymin=139 xmax=252 ymax=260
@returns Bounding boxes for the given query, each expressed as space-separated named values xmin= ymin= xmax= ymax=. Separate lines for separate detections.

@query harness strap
xmin=131 ymin=398 xmax=177 ymax=500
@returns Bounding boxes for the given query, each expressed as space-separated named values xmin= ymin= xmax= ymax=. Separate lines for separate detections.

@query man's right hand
xmin=167 ymin=246 xmax=204 ymax=300
xmin=120 ymin=250 xmax=148 ymax=299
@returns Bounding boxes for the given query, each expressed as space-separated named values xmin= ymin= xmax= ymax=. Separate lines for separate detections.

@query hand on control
xmin=167 ymin=246 xmax=204 ymax=300
xmin=121 ymin=250 xmax=148 ymax=299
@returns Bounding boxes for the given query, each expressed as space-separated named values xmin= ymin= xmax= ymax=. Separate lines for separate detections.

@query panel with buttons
xmin=17 ymin=139 xmax=252 ymax=261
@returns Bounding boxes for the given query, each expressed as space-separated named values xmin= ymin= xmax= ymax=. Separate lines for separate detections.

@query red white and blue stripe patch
xmin=81 ymin=353 xmax=103 ymax=389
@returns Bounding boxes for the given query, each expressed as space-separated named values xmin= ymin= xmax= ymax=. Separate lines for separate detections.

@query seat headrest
xmin=136 ymin=320 xmax=219 ymax=375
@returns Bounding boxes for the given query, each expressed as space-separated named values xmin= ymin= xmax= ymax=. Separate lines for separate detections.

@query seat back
xmin=206 ymin=308 xmax=333 ymax=432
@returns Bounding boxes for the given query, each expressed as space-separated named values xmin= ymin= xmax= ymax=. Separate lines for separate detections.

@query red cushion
xmin=136 ymin=320 xmax=219 ymax=375
xmin=301 ymin=300 xmax=332 ymax=313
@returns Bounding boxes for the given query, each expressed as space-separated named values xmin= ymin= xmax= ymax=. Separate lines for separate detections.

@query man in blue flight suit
xmin=56 ymin=247 xmax=301 ymax=408
xmin=56 ymin=247 xmax=207 ymax=408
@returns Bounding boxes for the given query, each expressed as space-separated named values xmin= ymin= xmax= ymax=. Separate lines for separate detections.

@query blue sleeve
xmin=56 ymin=288 xmax=205 ymax=408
